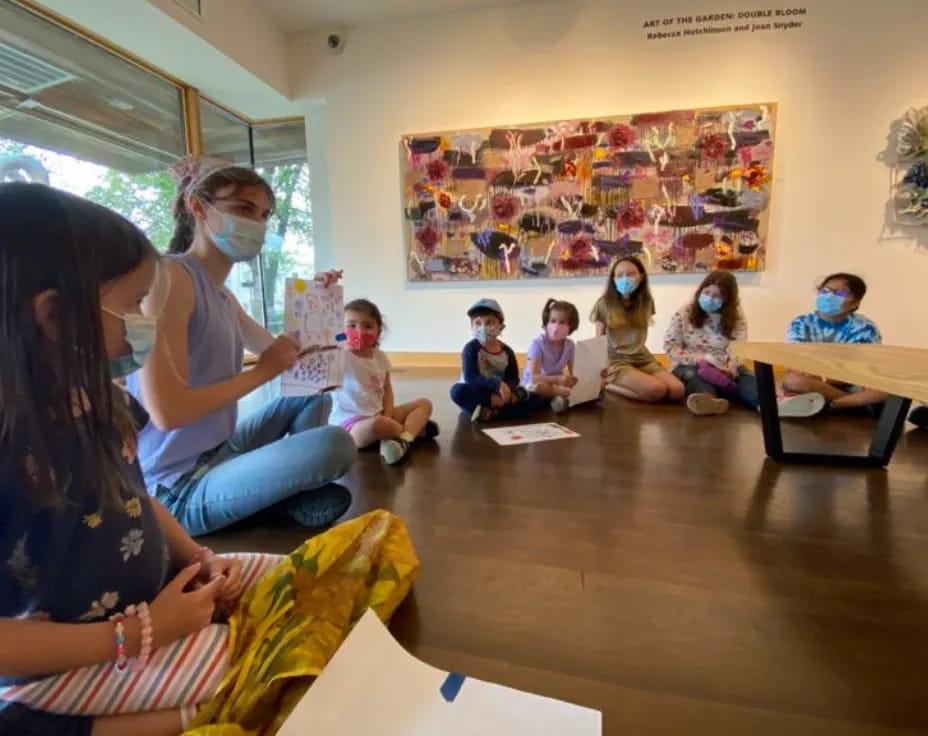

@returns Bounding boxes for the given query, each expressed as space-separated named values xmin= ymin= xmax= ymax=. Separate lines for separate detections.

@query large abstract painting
xmin=401 ymin=103 xmax=776 ymax=282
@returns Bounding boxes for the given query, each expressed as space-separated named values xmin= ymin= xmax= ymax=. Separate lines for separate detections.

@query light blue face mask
xmin=698 ymin=293 xmax=724 ymax=313
xmin=104 ymin=308 xmax=157 ymax=377
xmin=815 ymin=291 xmax=846 ymax=317
xmin=207 ymin=204 xmax=277 ymax=263
xmin=613 ymin=275 xmax=639 ymax=296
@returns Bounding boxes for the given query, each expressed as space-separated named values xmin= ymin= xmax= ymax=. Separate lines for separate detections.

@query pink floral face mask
xmin=546 ymin=323 xmax=570 ymax=341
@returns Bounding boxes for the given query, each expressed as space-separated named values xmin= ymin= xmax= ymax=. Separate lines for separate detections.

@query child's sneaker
xmin=380 ymin=439 xmax=410 ymax=465
xmin=686 ymin=393 xmax=729 ymax=416
xmin=420 ymin=420 xmax=440 ymax=439
xmin=776 ymin=392 xmax=826 ymax=418
xmin=471 ymin=405 xmax=497 ymax=422
xmin=551 ymin=396 xmax=569 ymax=414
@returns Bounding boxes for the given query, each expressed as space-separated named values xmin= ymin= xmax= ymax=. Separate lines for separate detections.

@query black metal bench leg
xmin=868 ymin=396 xmax=912 ymax=466
xmin=754 ymin=361 xmax=783 ymax=461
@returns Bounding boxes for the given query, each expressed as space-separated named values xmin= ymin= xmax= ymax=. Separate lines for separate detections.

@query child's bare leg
xmin=489 ymin=394 xmax=506 ymax=408
xmin=93 ymin=710 xmax=182 ymax=736
xmin=532 ymin=381 xmax=570 ymax=398
xmin=782 ymin=371 xmax=847 ymax=401
xmin=349 ymin=415 xmax=404 ymax=448
xmin=389 ymin=399 xmax=432 ymax=438
xmin=832 ymin=388 xmax=888 ymax=410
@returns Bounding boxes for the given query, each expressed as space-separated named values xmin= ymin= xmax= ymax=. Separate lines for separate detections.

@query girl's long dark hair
xmin=688 ymin=270 xmax=742 ymax=339
xmin=0 ymin=183 xmax=156 ymax=507
xmin=591 ymin=255 xmax=654 ymax=329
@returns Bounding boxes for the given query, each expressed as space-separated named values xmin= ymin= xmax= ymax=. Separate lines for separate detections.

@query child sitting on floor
xmin=591 ymin=256 xmax=684 ymax=403
xmin=523 ymin=299 xmax=580 ymax=414
xmin=450 ymin=298 xmax=548 ymax=422
xmin=783 ymin=272 xmax=887 ymax=416
xmin=329 ymin=299 xmax=437 ymax=464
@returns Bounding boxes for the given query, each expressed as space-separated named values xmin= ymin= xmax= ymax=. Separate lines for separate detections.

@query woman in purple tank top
xmin=129 ymin=156 xmax=356 ymax=536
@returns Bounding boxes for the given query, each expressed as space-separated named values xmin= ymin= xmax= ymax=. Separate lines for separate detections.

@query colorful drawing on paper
xmin=482 ymin=423 xmax=581 ymax=446
xmin=401 ymin=103 xmax=776 ymax=281
xmin=280 ymin=278 xmax=345 ymax=396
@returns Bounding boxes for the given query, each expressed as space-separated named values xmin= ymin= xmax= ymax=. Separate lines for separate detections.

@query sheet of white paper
xmin=482 ymin=423 xmax=580 ymax=446
xmin=569 ymin=336 xmax=607 ymax=407
xmin=280 ymin=279 xmax=345 ymax=396
xmin=278 ymin=609 xmax=601 ymax=736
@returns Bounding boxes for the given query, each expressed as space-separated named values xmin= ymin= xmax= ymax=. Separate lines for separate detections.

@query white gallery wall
xmin=289 ymin=0 xmax=928 ymax=353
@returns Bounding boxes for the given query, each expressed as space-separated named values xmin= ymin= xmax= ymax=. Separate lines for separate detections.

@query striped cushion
xmin=0 ymin=552 xmax=283 ymax=716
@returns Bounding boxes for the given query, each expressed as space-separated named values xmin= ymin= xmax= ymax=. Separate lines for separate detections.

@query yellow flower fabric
xmin=184 ymin=509 xmax=419 ymax=736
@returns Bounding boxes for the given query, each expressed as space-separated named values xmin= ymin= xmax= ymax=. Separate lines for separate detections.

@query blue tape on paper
xmin=440 ymin=672 xmax=466 ymax=702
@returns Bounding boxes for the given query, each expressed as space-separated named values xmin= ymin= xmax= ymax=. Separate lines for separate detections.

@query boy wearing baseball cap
xmin=450 ymin=298 xmax=548 ymax=421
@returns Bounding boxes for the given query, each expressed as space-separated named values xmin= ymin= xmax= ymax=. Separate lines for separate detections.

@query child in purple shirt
xmin=523 ymin=299 xmax=580 ymax=413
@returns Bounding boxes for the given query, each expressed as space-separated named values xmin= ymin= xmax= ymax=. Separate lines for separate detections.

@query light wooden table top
xmin=731 ymin=342 xmax=928 ymax=404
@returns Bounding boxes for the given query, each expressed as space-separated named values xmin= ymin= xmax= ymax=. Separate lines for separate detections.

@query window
xmin=0 ymin=0 xmax=185 ymax=250
xmin=0 ymin=1 xmax=313 ymax=334
xmin=254 ymin=122 xmax=313 ymax=334
xmin=201 ymin=104 xmax=313 ymax=334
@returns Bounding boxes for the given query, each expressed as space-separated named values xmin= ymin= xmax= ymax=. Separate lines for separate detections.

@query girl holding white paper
xmin=523 ymin=299 xmax=580 ymax=414
xmin=129 ymin=157 xmax=356 ymax=536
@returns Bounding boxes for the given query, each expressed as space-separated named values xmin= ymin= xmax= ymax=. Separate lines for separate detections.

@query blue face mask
xmin=207 ymin=204 xmax=271 ymax=263
xmin=613 ymin=275 xmax=639 ymax=296
xmin=104 ymin=308 xmax=157 ymax=377
xmin=698 ymin=293 xmax=724 ymax=313
xmin=815 ymin=291 xmax=846 ymax=317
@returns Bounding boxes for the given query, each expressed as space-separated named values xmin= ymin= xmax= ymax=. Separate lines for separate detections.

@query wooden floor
xmin=210 ymin=369 xmax=928 ymax=735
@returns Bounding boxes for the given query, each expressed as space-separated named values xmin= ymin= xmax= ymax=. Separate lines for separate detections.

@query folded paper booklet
xmin=278 ymin=609 xmax=601 ymax=735
xmin=280 ymin=278 xmax=345 ymax=396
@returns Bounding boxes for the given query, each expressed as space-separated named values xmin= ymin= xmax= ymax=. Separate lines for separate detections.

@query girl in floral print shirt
xmin=0 ymin=184 xmax=243 ymax=736
xmin=664 ymin=271 xmax=823 ymax=418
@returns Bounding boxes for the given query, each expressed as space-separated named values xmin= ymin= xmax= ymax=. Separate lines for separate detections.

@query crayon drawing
xmin=280 ymin=278 xmax=345 ymax=396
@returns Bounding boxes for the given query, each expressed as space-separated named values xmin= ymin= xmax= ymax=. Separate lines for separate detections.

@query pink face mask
xmin=546 ymin=323 xmax=570 ymax=341
xmin=345 ymin=328 xmax=378 ymax=350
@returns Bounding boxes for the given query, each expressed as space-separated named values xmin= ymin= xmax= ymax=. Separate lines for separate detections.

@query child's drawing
xmin=280 ymin=278 xmax=345 ymax=396
xmin=482 ymin=423 xmax=580 ymax=446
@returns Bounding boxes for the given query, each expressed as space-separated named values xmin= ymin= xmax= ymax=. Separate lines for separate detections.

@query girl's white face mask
xmin=206 ymin=204 xmax=270 ymax=263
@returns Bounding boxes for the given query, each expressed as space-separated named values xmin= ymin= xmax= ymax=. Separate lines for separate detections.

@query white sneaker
xmin=551 ymin=396 xmax=569 ymax=414
xmin=380 ymin=439 xmax=409 ymax=465
xmin=776 ymin=392 xmax=826 ymax=418
xmin=686 ymin=393 xmax=729 ymax=416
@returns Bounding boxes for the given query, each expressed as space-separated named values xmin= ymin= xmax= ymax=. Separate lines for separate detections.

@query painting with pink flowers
xmin=401 ymin=102 xmax=776 ymax=281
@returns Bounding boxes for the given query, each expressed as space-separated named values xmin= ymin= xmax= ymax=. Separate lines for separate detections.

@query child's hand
xmin=314 ymin=270 xmax=343 ymax=288
xmin=498 ymin=382 xmax=512 ymax=403
xmin=565 ymin=376 xmax=579 ymax=388
xmin=195 ymin=553 xmax=244 ymax=609
xmin=726 ymin=359 xmax=739 ymax=377
xmin=150 ymin=564 xmax=224 ymax=648
xmin=257 ymin=336 xmax=300 ymax=379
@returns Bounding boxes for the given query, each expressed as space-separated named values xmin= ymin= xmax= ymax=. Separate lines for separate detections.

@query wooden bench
xmin=731 ymin=343 xmax=928 ymax=468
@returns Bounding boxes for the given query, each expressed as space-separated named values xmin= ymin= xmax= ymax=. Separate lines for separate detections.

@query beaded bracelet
xmin=110 ymin=613 xmax=128 ymax=671
xmin=126 ymin=602 xmax=154 ymax=671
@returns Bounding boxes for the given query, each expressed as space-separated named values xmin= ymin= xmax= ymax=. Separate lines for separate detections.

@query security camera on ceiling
xmin=326 ymin=31 xmax=345 ymax=54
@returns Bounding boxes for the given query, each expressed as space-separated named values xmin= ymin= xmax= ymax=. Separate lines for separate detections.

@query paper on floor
xmin=277 ymin=609 xmax=601 ymax=736
xmin=481 ymin=422 xmax=581 ymax=446
xmin=569 ymin=335 xmax=607 ymax=407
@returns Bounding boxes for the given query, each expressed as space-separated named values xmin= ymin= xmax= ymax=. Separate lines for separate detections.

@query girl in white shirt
xmin=329 ymin=299 xmax=437 ymax=464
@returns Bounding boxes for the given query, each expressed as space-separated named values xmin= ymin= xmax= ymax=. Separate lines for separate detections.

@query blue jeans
xmin=450 ymin=382 xmax=550 ymax=420
xmin=155 ymin=394 xmax=357 ymax=536
xmin=672 ymin=365 xmax=759 ymax=410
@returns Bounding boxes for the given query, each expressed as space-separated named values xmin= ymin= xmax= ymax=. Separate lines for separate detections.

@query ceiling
xmin=256 ymin=0 xmax=536 ymax=32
